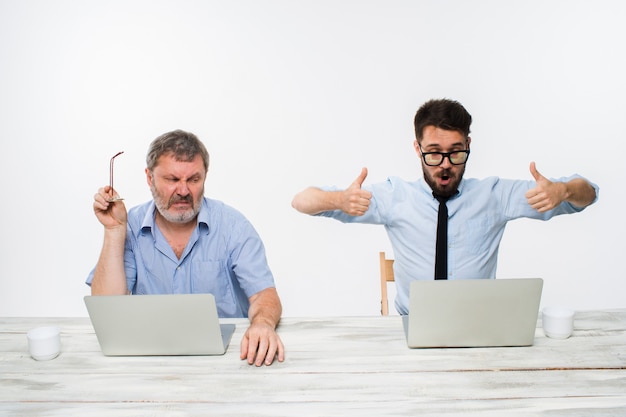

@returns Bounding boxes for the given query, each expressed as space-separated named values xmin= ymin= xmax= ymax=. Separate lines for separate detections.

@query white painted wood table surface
xmin=1 ymin=310 xmax=625 ymax=416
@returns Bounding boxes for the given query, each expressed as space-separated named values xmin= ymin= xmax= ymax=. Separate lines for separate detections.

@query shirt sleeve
xmin=228 ymin=217 xmax=276 ymax=298
xmin=498 ymin=174 xmax=599 ymax=221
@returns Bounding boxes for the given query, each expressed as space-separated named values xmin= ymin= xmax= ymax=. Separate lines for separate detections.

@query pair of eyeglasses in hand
xmin=107 ymin=151 xmax=124 ymax=202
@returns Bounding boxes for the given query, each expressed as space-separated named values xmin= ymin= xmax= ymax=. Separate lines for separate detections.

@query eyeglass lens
xmin=423 ymin=151 xmax=469 ymax=166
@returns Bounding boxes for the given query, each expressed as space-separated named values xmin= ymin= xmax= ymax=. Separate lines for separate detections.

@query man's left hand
xmin=525 ymin=162 xmax=566 ymax=212
xmin=240 ymin=321 xmax=284 ymax=366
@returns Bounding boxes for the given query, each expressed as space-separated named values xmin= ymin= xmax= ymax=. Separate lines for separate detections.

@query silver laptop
xmin=403 ymin=278 xmax=543 ymax=348
xmin=84 ymin=294 xmax=236 ymax=356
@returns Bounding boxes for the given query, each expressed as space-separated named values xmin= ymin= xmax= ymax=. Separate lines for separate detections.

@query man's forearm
xmin=248 ymin=287 xmax=282 ymax=328
xmin=291 ymin=187 xmax=341 ymax=215
xmin=91 ymin=229 xmax=128 ymax=295
xmin=565 ymin=178 xmax=596 ymax=208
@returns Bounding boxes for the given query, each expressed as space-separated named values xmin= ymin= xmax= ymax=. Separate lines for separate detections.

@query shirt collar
xmin=419 ymin=178 xmax=466 ymax=201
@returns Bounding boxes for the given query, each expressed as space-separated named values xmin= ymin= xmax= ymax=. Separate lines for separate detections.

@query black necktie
xmin=434 ymin=194 xmax=449 ymax=280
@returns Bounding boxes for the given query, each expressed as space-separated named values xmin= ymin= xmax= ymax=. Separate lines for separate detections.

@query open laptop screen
xmin=84 ymin=294 xmax=235 ymax=356
xmin=403 ymin=278 xmax=543 ymax=348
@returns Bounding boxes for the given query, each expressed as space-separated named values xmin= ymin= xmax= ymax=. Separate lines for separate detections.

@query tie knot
xmin=433 ymin=193 xmax=450 ymax=204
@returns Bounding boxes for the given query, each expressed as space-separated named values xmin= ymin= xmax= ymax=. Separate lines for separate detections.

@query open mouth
xmin=439 ymin=172 xmax=452 ymax=185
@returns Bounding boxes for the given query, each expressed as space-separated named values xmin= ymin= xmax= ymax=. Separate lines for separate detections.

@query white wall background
xmin=0 ymin=0 xmax=624 ymax=317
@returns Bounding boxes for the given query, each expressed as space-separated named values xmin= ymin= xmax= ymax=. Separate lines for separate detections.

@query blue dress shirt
xmin=318 ymin=175 xmax=599 ymax=315
xmin=87 ymin=197 xmax=276 ymax=318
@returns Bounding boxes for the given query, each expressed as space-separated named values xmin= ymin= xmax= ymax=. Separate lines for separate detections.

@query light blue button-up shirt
xmin=86 ymin=197 xmax=276 ymax=318
xmin=318 ymin=175 xmax=599 ymax=315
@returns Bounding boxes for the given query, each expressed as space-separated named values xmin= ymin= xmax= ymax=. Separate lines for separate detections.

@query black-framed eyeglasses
xmin=419 ymin=147 xmax=470 ymax=166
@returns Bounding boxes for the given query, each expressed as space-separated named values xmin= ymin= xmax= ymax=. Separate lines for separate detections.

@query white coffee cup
xmin=542 ymin=307 xmax=575 ymax=339
xmin=27 ymin=326 xmax=61 ymax=361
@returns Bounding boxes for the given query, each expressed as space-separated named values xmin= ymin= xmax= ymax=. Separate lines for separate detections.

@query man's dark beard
xmin=423 ymin=166 xmax=465 ymax=198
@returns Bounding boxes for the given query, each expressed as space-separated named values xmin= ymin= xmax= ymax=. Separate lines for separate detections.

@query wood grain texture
xmin=1 ymin=310 xmax=625 ymax=416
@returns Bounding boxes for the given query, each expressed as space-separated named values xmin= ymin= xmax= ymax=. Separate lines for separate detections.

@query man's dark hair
xmin=146 ymin=129 xmax=210 ymax=172
xmin=413 ymin=99 xmax=472 ymax=142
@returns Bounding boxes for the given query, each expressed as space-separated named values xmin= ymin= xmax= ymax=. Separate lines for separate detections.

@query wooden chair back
xmin=379 ymin=252 xmax=395 ymax=315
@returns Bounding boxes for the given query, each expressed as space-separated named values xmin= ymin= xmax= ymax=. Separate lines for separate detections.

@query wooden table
xmin=1 ymin=310 xmax=625 ymax=416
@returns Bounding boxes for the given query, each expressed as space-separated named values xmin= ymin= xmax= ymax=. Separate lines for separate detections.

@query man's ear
xmin=145 ymin=168 xmax=153 ymax=187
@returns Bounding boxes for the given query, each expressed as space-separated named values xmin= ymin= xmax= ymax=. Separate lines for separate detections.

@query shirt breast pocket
xmin=464 ymin=217 xmax=494 ymax=255
xmin=191 ymin=260 xmax=237 ymax=316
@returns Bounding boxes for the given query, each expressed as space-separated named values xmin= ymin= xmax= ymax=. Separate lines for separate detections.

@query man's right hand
xmin=93 ymin=186 xmax=128 ymax=229
xmin=291 ymin=168 xmax=373 ymax=216
xmin=339 ymin=168 xmax=372 ymax=216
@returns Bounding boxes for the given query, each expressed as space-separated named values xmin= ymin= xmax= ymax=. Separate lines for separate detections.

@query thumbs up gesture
xmin=525 ymin=162 xmax=567 ymax=212
xmin=341 ymin=167 xmax=373 ymax=216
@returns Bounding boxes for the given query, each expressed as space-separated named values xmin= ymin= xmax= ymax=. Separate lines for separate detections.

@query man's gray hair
xmin=146 ymin=129 xmax=209 ymax=172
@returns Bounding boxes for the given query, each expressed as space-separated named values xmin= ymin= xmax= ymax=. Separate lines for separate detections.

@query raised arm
xmin=90 ymin=186 xmax=129 ymax=295
xmin=240 ymin=287 xmax=285 ymax=366
xmin=525 ymin=162 xmax=597 ymax=213
xmin=291 ymin=167 xmax=373 ymax=216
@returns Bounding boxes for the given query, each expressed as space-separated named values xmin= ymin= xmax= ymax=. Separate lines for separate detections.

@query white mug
xmin=542 ymin=307 xmax=575 ymax=339
xmin=27 ymin=326 xmax=61 ymax=361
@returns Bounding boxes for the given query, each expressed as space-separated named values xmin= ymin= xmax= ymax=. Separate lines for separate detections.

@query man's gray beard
xmin=156 ymin=206 xmax=198 ymax=223
xmin=150 ymin=184 xmax=200 ymax=224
